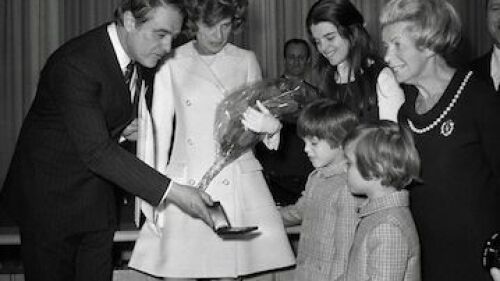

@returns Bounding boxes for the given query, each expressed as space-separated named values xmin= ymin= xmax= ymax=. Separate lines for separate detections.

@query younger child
xmin=343 ymin=120 xmax=421 ymax=281
xmin=279 ymin=99 xmax=363 ymax=281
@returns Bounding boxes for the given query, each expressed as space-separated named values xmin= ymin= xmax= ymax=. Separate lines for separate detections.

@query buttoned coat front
xmin=129 ymin=41 xmax=295 ymax=278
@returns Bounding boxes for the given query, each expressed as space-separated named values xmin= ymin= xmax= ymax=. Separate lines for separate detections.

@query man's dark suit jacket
xmin=469 ymin=49 xmax=495 ymax=90
xmin=1 ymin=24 xmax=168 ymax=234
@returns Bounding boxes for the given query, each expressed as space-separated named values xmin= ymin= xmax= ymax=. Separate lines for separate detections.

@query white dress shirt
xmin=490 ymin=45 xmax=500 ymax=91
xmin=107 ymin=23 xmax=170 ymax=215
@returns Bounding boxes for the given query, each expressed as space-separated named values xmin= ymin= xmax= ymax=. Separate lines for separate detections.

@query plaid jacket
xmin=346 ymin=191 xmax=421 ymax=281
xmin=280 ymin=161 xmax=363 ymax=281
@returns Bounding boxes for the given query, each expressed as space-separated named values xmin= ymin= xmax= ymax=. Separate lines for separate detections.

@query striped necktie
xmin=124 ymin=62 xmax=141 ymax=118
xmin=124 ymin=62 xmax=134 ymax=88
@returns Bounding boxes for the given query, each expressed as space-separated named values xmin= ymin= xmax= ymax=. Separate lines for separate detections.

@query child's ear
xmin=372 ymin=163 xmax=387 ymax=184
xmin=375 ymin=162 xmax=384 ymax=174
xmin=329 ymin=142 xmax=340 ymax=149
xmin=420 ymin=46 xmax=436 ymax=59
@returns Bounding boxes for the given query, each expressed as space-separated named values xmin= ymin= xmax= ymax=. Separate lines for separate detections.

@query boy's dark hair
xmin=297 ymin=98 xmax=359 ymax=148
xmin=343 ymin=120 xmax=421 ymax=190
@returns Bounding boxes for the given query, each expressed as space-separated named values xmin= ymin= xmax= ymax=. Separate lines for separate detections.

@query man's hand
xmin=166 ymin=182 xmax=214 ymax=228
xmin=122 ymin=118 xmax=138 ymax=141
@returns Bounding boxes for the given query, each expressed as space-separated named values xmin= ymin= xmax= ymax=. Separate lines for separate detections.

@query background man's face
xmin=488 ymin=0 xmax=500 ymax=47
xmin=284 ymin=43 xmax=309 ymax=78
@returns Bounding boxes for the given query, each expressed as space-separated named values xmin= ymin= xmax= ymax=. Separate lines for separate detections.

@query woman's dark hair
xmin=184 ymin=0 xmax=248 ymax=38
xmin=306 ymin=0 xmax=383 ymax=120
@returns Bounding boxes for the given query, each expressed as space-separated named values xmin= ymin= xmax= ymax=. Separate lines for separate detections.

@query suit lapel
xmin=484 ymin=50 xmax=493 ymax=86
xmin=99 ymin=26 xmax=131 ymax=100
xmin=141 ymin=66 xmax=155 ymax=110
xmin=95 ymin=25 xmax=135 ymax=136
xmin=486 ymin=50 xmax=500 ymax=93
xmin=481 ymin=50 xmax=494 ymax=90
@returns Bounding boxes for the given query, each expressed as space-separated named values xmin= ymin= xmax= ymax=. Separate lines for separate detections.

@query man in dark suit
xmin=469 ymin=0 xmax=500 ymax=91
xmin=0 ymin=1 xmax=213 ymax=280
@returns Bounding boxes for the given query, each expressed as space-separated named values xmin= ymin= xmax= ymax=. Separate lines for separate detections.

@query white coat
xmin=129 ymin=41 xmax=295 ymax=278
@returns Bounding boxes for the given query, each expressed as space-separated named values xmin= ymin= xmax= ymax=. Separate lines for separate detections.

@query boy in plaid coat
xmin=279 ymin=99 xmax=363 ymax=281
xmin=343 ymin=121 xmax=421 ymax=281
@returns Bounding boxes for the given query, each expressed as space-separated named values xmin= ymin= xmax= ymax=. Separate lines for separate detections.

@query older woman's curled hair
xmin=380 ymin=0 xmax=461 ymax=55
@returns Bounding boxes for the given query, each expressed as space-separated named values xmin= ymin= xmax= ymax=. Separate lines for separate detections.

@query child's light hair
xmin=297 ymin=99 xmax=359 ymax=148
xmin=343 ymin=120 xmax=421 ymax=190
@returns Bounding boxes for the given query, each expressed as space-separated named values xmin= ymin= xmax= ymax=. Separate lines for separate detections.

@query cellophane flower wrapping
xmin=197 ymin=78 xmax=318 ymax=190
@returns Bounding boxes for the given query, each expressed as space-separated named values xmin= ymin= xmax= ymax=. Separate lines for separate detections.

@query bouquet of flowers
xmin=197 ymin=78 xmax=318 ymax=190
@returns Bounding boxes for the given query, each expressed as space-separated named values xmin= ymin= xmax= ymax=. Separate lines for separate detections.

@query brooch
xmin=440 ymin=119 xmax=454 ymax=137
xmin=407 ymin=71 xmax=472 ymax=135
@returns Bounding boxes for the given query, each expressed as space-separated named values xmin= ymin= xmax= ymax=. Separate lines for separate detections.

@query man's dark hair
xmin=114 ymin=0 xmax=187 ymax=26
xmin=284 ymin=38 xmax=311 ymax=59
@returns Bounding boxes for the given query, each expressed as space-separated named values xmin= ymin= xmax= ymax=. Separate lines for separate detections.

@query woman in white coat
xmin=129 ymin=0 xmax=295 ymax=280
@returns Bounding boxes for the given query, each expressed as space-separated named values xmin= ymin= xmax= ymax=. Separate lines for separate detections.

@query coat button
xmin=222 ymin=179 xmax=230 ymax=185
xmin=185 ymin=99 xmax=192 ymax=106
xmin=188 ymin=179 xmax=196 ymax=185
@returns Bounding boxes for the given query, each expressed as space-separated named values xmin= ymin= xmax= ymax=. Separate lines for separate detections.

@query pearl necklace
xmin=408 ymin=71 xmax=473 ymax=134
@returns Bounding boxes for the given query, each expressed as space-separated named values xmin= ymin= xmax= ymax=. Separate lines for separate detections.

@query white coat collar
xmin=174 ymin=41 xmax=242 ymax=96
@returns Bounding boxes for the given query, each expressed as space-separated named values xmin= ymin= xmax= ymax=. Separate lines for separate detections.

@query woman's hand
xmin=122 ymin=118 xmax=138 ymax=141
xmin=491 ymin=268 xmax=500 ymax=281
xmin=242 ymin=100 xmax=282 ymax=135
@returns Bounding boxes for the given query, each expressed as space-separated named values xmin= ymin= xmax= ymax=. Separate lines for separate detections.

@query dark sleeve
xmin=473 ymin=77 xmax=500 ymax=179
xmin=397 ymin=84 xmax=417 ymax=124
xmin=49 ymin=57 xmax=168 ymax=206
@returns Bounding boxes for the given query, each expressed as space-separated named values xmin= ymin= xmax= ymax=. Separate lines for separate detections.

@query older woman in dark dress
xmin=380 ymin=0 xmax=500 ymax=280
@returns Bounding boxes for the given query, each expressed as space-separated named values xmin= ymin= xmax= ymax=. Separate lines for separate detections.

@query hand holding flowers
xmin=242 ymin=100 xmax=282 ymax=135
xmin=197 ymin=78 xmax=318 ymax=191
